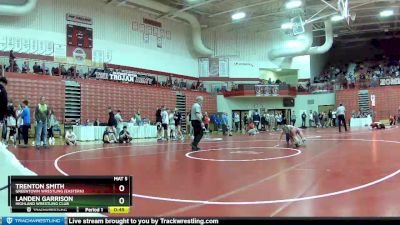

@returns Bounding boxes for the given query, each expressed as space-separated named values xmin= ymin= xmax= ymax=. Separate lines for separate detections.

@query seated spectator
xmin=52 ymin=67 xmax=60 ymax=76
xmin=65 ymin=129 xmax=77 ymax=145
xmin=94 ymin=118 xmax=100 ymax=126
xmin=68 ymin=66 xmax=76 ymax=78
xmin=103 ymin=126 xmax=117 ymax=144
xmin=84 ymin=119 xmax=91 ymax=126
xmin=33 ymin=62 xmax=41 ymax=74
xmin=61 ymin=65 xmax=68 ymax=77
xmin=119 ymin=126 xmax=133 ymax=143
xmin=22 ymin=61 xmax=30 ymax=73
xmin=247 ymin=120 xmax=258 ymax=136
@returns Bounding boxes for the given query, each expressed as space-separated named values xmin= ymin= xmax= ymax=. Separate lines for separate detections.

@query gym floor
xmin=9 ymin=126 xmax=400 ymax=217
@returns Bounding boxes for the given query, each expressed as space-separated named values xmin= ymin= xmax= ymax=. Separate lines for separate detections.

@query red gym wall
xmin=336 ymin=86 xmax=400 ymax=121
xmin=4 ymin=73 xmax=217 ymax=124
xmin=6 ymin=73 xmax=65 ymax=120
xmin=80 ymin=79 xmax=217 ymax=122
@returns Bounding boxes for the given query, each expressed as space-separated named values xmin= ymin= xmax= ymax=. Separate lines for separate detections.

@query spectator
xmin=114 ymin=110 xmax=123 ymax=134
xmin=135 ymin=111 xmax=142 ymax=126
xmin=156 ymin=106 xmax=162 ymax=140
xmin=94 ymin=118 xmax=100 ymax=126
xmin=203 ymin=112 xmax=210 ymax=134
xmin=33 ymin=62 xmax=41 ymax=74
xmin=107 ymin=107 xmax=117 ymax=128
xmin=119 ymin=126 xmax=133 ymax=143
xmin=301 ymin=112 xmax=306 ymax=127
xmin=21 ymin=61 xmax=30 ymax=73
xmin=247 ymin=120 xmax=258 ymax=136
xmin=252 ymin=111 xmax=260 ymax=130
xmin=291 ymin=113 xmax=296 ymax=126
xmin=47 ymin=109 xmax=57 ymax=146
xmin=9 ymin=50 xmax=15 ymax=71
xmin=221 ymin=112 xmax=229 ymax=136
xmin=16 ymin=104 xmax=23 ymax=145
xmin=0 ymin=77 xmax=8 ymax=137
xmin=65 ymin=129 xmax=77 ymax=145
xmin=34 ymin=96 xmax=50 ymax=149
xmin=103 ymin=126 xmax=117 ymax=144
xmin=174 ymin=108 xmax=183 ymax=140
xmin=234 ymin=112 xmax=240 ymax=132
xmin=20 ymin=100 xmax=30 ymax=147
xmin=161 ymin=107 xmax=169 ymax=141
xmin=5 ymin=99 xmax=16 ymax=146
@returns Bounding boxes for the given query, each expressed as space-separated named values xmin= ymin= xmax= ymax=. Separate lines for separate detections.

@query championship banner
xmin=93 ymin=70 xmax=154 ymax=85
xmin=380 ymin=77 xmax=400 ymax=86
xmin=255 ymin=85 xmax=263 ymax=96
xmin=66 ymin=24 xmax=93 ymax=65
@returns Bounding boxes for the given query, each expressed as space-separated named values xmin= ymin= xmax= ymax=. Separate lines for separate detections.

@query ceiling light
xmin=380 ymin=9 xmax=394 ymax=17
xmin=331 ymin=15 xmax=344 ymax=22
xmin=276 ymin=68 xmax=282 ymax=72
xmin=281 ymin=22 xmax=293 ymax=29
xmin=231 ymin=12 xmax=246 ymax=20
xmin=285 ymin=0 xmax=302 ymax=9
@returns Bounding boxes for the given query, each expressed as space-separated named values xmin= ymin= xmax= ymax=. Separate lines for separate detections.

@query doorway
xmin=232 ymin=110 xmax=251 ymax=131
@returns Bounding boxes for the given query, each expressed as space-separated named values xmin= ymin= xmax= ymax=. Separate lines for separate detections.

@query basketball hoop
xmin=338 ymin=0 xmax=350 ymax=25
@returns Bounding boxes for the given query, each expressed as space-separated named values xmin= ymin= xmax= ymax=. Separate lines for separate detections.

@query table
xmin=350 ymin=117 xmax=372 ymax=127
xmin=73 ymin=125 xmax=158 ymax=141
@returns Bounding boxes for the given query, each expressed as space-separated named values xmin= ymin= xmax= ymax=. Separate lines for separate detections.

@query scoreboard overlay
xmin=8 ymin=176 xmax=132 ymax=213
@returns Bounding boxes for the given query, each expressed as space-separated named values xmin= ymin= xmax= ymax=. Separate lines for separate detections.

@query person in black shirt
xmin=107 ymin=107 xmax=117 ymax=128
xmin=119 ymin=126 xmax=132 ymax=143
xmin=0 ymin=77 xmax=8 ymax=143
xmin=156 ymin=106 xmax=162 ymax=140
xmin=173 ymin=108 xmax=183 ymax=140
xmin=9 ymin=50 xmax=15 ymax=71
xmin=94 ymin=118 xmax=100 ymax=126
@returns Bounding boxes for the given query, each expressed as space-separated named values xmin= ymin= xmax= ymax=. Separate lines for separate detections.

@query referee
xmin=191 ymin=96 xmax=204 ymax=151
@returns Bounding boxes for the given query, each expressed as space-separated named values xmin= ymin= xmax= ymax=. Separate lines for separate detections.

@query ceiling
xmin=107 ymin=0 xmax=400 ymax=43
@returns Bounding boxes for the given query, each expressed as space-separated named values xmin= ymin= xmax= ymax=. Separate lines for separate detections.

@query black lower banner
xmin=67 ymin=218 xmax=400 ymax=225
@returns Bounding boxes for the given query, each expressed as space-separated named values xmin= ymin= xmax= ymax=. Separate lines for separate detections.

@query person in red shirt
xmin=203 ymin=112 xmax=210 ymax=132
xmin=389 ymin=115 xmax=395 ymax=126
xmin=247 ymin=120 xmax=258 ymax=136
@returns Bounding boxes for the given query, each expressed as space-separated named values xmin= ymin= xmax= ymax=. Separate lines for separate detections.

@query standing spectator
xmin=161 ymin=107 xmax=169 ymax=141
xmin=156 ymin=106 xmax=162 ymax=140
xmin=252 ymin=111 xmax=260 ymax=130
xmin=337 ymin=103 xmax=348 ymax=132
xmin=291 ymin=113 xmax=296 ymax=126
xmin=309 ymin=110 xmax=314 ymax=127
xmin=243 ymin=113 xmax=248 ymax=127
xmin=221 ymin=112 xmax=229 ymax=136
xmin=332 ymin=110 xmax=337 ymax=127
xmin=135 ymin=111 xmax=142 ymax=126
xmin=191 ymin=96 xmax=204 ymax=151
xmin=174 ymin=108 xmax=183 ymax=140
xmin=169 ymin=110 xmax=176 ymax=140
xmin=16 ymin=104 xmax=23 ymax=145
xmin=5 ymin=100 xmax=16 ymax=146
xmin=203 ymin=112 xmax=210 ymax=137
xmin=107 ymin=107 xmax=117 ymax=128
xmin=114 ymin=110 xmax=123 ymax=135
xmin=328 ymin=110 xmax=333 ymax=127
xmin=20 ymin=100 xmax=30 ymax=147
xmin=260 ymin=114 xmax=266 ymax=131
xmin=34 ymin=96 xmax=50 ymax=149
xmin=47 ymin=110 xmax=57 ymax=145
xmin=301 ymin=112 xmax=306 ymax=127
xmin=234 ymin=112 xmax=240 ymax=132
xmin=0 ymin=77 xmax=8 ymax=142
xmin=9 ymin=50 xmax=15 ymax=72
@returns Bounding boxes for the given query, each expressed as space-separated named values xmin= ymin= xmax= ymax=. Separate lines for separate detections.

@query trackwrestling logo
xmin=6 ymin=217 xmax=12 ymax=224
